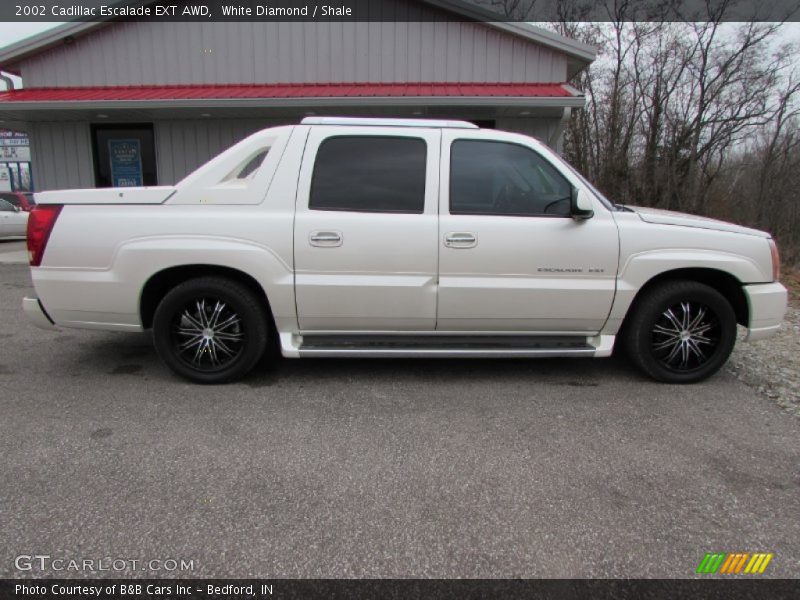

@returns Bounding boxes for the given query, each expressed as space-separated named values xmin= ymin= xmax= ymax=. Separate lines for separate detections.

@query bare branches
xmin=554 ymin=18 xmax=800 ymax=261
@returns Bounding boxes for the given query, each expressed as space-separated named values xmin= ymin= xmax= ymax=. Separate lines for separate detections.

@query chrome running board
xmin=296 ymin=334 xmax=602 ymax=358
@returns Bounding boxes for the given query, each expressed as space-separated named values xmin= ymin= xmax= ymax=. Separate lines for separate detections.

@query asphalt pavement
xmin=1 ymin=263 xmax=798 ymax=578
xmin=0 ymin=239 xmax=27 ymax=264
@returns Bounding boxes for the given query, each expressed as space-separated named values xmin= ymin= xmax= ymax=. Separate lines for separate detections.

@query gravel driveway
xmin=730 ymin=299 xmax=800 ymax=418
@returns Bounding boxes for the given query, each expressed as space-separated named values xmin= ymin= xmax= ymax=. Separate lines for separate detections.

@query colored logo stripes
xmin=696 ymin=552 xmax=773 ymax=574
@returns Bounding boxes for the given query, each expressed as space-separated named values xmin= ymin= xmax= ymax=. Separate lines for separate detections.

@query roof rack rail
xmin=300 ymin=116 xmax=479 ymax=129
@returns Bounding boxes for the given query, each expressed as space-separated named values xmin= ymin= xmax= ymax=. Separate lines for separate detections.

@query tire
xmin=622 ymin=280 xmax=737 ymax=384
xmin=152 ymin=277 xmax=269 ymax=384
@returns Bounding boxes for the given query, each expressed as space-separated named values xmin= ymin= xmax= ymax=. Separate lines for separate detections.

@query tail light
xmin=27 ymin=205 xmax=62 ymax=267
xmin=768 ymin=238 xmax=780 ymax=282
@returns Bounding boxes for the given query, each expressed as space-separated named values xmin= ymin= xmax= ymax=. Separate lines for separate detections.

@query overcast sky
xmin=1 ymin=22 xmax=67 ymax=48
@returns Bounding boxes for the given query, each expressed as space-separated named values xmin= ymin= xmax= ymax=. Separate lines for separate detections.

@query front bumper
xmin=23 ymin=296 xmax=57 ymax=330
xmin=744 ymin=282 xmax=788 ymax=341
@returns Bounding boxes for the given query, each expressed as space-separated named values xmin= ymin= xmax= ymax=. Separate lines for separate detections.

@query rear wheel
xmin=152 ymin=277 xmax=268 ymax=383
xmin=623 ymin=280 xmax=737 ymax=383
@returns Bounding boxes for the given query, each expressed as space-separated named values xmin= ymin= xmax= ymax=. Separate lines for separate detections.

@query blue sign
xmin=108 ymin=138 xmax=143 ymax=187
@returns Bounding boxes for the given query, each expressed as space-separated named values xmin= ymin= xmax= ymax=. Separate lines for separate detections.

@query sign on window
xmin=108 ymin=139 xmax=143 ymax=187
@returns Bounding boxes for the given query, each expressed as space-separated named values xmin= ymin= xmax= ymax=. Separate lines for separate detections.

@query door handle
xmin=309 ymin=231 xmax=342 ymax=247
xmin=444 ymin=232 xmax=477 ymax=248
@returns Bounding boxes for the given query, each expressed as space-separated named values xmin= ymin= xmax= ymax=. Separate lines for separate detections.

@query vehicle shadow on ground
xmin=57 ymin=329 xmax=648 ymax=387
xmin=254 ymin=355 xmax=640 ymax=387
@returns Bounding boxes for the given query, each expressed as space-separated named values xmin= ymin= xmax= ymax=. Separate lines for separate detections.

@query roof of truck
xmin=301 ymin=117 xmax=479 ymax=129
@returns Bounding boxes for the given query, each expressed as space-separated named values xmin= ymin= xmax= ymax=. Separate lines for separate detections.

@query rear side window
xmin=310 ymin=136 xmax=426 ymax=213
xmin=450 ymin=140 xmax=573 ymax=217
xmin=222 ymin=148 xmax=270 ymax=183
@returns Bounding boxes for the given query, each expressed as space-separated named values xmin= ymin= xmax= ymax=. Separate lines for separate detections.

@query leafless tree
xmin=548 ymin=7 xmax=800 ymax=263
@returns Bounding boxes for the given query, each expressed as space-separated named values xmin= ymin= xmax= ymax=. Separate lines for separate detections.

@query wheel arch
xmin=140 ymin=264 xmax=272 ymax=330
xmin=622 ymin=267 xmax=748 ymax=329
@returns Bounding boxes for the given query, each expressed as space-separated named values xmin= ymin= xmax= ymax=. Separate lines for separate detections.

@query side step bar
xmin=293 ymin=334 xmax=614 ymax=358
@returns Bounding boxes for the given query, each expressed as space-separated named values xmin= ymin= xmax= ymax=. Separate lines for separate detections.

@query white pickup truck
xmin=24 ymin=117 xmax=787 ymax=384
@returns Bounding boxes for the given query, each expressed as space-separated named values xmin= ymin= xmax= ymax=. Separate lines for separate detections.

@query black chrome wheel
xmin=171 ymin=298 xmax=246 ymax=372
xmin=623 ymin=280 xmax=737 ymax=384
xmin=153 ymin=277 xmax=269 ymax=384
xmin=651 ymin=301 xmax=721 ymax=373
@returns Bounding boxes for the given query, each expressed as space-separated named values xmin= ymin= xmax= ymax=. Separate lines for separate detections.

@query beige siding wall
xmin=19 ymin=19 xmax=567 ymax=87
xmin=28 ymin=121 xmax=94 ymax=191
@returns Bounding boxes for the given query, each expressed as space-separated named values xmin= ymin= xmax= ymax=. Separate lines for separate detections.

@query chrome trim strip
xmin=298 ymin=348 xmax=596 ymax=358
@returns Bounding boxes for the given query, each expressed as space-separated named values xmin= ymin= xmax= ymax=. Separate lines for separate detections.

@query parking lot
xmin=0 ymin=239 xmax=26 ymax=264
xmin=1 ymin=258 xmax=799 ymax=578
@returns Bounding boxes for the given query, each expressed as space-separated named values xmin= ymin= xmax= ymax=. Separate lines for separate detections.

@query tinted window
xmin=224 ymin=148 xmax=269 ymax=182
xmin=310 ymin=136 xmax=426 ymax=213
xmin=450 ymin=140 xmax=572 ymax=217
xmin=0 ymin=199 xmax=15 ymax=212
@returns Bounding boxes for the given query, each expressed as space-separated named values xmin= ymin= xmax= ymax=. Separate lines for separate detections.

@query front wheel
xmin=152 ymin=277 xmax=269 ymax=383
xmin=623 ymin=280 xmax=737 ymax=384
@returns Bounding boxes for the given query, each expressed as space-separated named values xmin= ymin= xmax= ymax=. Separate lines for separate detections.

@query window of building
xmin=91 ymin=123 xmax=157 ymax=188
xmin=450 ymin=140 xmax=573 ymax=217
xmin=310 ymin=136 xmax=427 ymax=213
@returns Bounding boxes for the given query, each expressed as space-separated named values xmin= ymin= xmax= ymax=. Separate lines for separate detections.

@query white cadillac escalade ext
xmin=23 ymin=117 xmax=787 ymax=384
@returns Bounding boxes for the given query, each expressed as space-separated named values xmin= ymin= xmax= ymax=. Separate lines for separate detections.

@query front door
xmin=294 ymin=127 xmax=441 ymax=331
xmin=437 ymin=130 xmax=619 ymax=333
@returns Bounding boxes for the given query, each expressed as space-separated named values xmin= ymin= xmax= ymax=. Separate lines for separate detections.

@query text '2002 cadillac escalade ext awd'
xmin=23 ymin=117 xmax=787 ymax=384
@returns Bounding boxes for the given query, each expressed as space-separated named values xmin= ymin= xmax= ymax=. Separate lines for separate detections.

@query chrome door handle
xmin=444 ymin=232 xmax=477 ymax=248
xmin=309 ymin=231 xmax=342 ymax=247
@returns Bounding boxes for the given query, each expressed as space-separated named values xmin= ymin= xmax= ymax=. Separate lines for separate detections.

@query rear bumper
xmin=23 ymin=296 xmax=57 ymax=330
xmin=744 ymin=282 xmax=788 ymax=341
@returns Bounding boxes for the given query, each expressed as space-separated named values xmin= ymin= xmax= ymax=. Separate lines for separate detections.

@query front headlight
xmin=768 ymin=238 xmax=781 ymax=282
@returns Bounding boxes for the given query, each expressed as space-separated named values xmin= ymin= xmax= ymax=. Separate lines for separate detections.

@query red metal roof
xmin=0 ymin=82 xmax=575 ymax=103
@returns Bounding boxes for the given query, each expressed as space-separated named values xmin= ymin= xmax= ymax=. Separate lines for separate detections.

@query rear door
xmin=294 ymin=126 xmax=440 ymax=331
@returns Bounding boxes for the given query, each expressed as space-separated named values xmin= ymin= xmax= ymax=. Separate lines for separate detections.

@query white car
xmin=23 ymin=117 xmax=787 ymax=384
xmin=0 ymin=198 xmax=28 ymax=238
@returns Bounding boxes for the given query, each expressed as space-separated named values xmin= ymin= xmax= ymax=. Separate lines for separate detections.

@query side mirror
xmin=571 ymin=187 xmax=594 ymax=220
xmin=13 ymin=205 xmax=21 ymax=212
